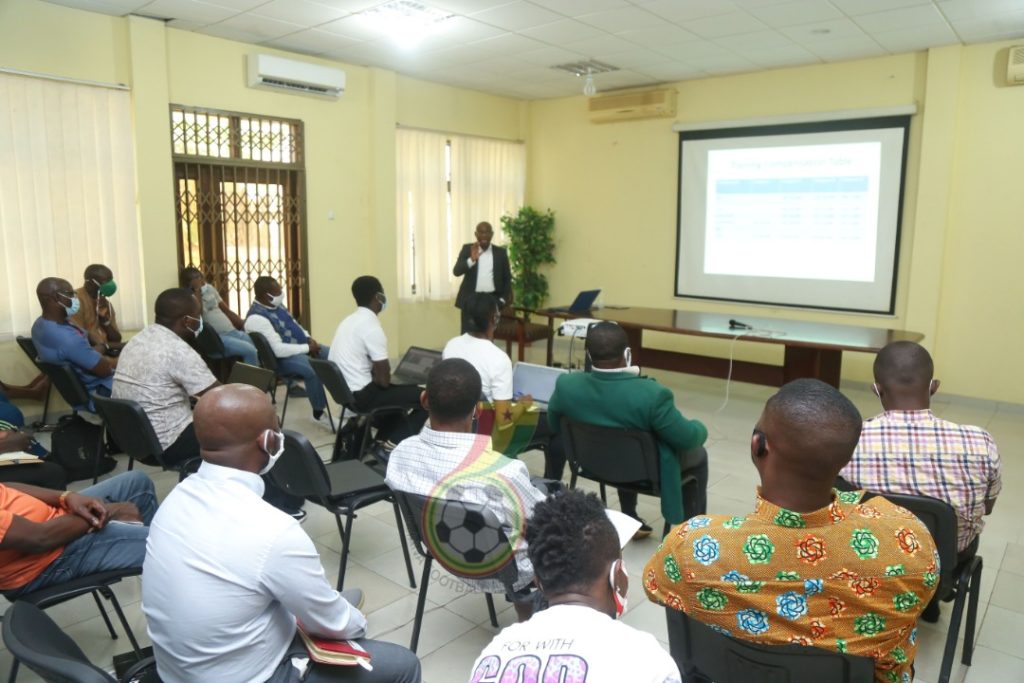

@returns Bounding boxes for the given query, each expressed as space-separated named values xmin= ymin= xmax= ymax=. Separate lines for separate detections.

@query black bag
xmin=50 ymin=414 xmax=117 ymax=482
xmin=330 ymin=418 xmax=366 ymax=462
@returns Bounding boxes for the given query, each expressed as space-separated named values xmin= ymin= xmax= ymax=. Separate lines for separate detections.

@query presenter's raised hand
xmin=470 ymin=243 xmax=481 ymax=261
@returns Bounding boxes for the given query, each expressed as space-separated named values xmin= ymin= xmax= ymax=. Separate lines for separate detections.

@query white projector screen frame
xmin=674 ymin=116 xmax=911 ymax=314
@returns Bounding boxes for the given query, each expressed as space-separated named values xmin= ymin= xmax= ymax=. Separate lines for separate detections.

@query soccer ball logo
xmin=424 ymin=484 xmax=516 ymax=577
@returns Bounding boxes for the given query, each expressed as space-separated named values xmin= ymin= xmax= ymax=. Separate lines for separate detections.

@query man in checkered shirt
xmin=840 ymin=341 xmax=1001 ymax=621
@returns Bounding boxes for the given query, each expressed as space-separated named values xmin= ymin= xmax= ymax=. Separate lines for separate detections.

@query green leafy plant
xmin=501 ymin=206 xmax=556 ymax=312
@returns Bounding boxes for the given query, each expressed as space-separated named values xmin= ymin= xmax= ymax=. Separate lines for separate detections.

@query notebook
xmin=391 ymin=346 xmax=442 ymax=386
xmin=297 ymin=628 xmax=372 ymax=667
xmin=512 ymin=362 xmax=567 ymax=408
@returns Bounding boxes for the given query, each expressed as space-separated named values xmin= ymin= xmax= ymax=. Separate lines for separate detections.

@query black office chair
xmin=2 ymin=569 xmax=145 ymax=683
xmin=392 ymin=490 xmax=521 ymax=653
xmin=309 ymin=358 xmax=411 ymax=461
xmin=14 ymin=336 xmax=51 ymax=426
xmin=867 ymin=491 xmax=982 ymax=683
xmin=91 ymin=396 xmax=199 ymax=482
xmin=268 ymin=431 xmax=415 ymax=592
xmin=561 ymin=419 xmax=704 ymax=536
xmin=2 ymin=601 xmax=157 ymax=683
xmin=35 ymin=362 xmax=91 ymax=414
xmin=194 ymin=325 xmax=239 ymax=383
xmin=248 ymin=332 xmax=331 ymax=428
xmin=665 ymin=608 xmax=875 ymax=682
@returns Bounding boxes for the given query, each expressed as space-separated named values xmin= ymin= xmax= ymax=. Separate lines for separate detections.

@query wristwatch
xmin=58 ymin=490 xmax=72 ymax=511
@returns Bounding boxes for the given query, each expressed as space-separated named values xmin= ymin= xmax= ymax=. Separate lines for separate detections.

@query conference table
xmin=534 ymin=306 xmax=923 ymax=388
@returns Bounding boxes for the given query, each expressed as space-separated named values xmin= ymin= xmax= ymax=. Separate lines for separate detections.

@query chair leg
xmin=393 ymin=501 xmax=416 ymax=588
xmin=280 ymin=392 xmax=290 ymax=427
xmin=93 ymin=589 xmax=118 ymax=639
xmin=92 ymin=425 xmax=107 ymax=485
xmin=336 ymin=512 xmax=356 ymax=591
xmin=962 ymin=558 xmax=983 ymax=666
xmin=485 ymin=593 xmax=499 ymax=627
xmin=410 ymin=557 xmax=433 ymax=653
xmin=106 ymin=593 xmax=143 ymax=656
xmin=938 ymin=582 xmax=970 ymax=683
xmin=41 ymin=384 xmax=51 ymax=425
xmin=7 ymin=659 xmax=18 ymax=683
xmin=599 ymin=483 xmax=607 ymax=504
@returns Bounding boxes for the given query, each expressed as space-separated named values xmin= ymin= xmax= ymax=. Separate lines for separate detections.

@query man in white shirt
xmin=469 ymin=489 xmax=681 ymax=683
xmin=328 ymin=276 xmax=425 ymax=446
xmin=452 ymin=222 xmax=511 ymax=334
xmin=112 ymin=288 xmax=218 ymax=468
xmin=244 ymin=276 xmax=332 ymax=428
xmin=385 ymin=358 xmax=547 ymax=621
xmin=142 ymin=384 xmax=421 ymax=683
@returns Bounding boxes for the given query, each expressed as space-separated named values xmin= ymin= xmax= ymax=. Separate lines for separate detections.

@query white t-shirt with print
xmin=442 ymin=334 xmax=513 ymax=401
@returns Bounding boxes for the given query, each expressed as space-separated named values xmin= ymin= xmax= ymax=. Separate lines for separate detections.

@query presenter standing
xmin=452 ymin=221 xmax=512 ymax=334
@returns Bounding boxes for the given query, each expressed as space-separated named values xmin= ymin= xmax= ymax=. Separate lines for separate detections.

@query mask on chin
xmin=258 ymin=430 xmax=285 ymax=475
xmin=269 ymin=293 xmax=285 ymax=308
xmin=591 ymin=347 xmax=641 ymax=376
xmin=609 ymin=558 xmax=628 ymax=618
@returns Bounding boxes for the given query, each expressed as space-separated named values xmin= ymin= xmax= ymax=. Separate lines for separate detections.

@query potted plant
xmin=501 ymin=206 xmax=556 ymax=313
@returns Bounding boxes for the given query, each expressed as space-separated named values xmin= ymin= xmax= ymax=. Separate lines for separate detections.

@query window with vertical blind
xmin=396 ymin=129 xmax=525 ymax=302
xmin=170 ymin=106 xmax=309 ymax=326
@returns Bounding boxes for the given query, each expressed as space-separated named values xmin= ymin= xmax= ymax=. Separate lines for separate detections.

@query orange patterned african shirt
xmin=644 ymin=489 xmax=938 ymax=683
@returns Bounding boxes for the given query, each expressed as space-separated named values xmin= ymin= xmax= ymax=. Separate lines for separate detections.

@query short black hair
xmin=179 ymin=266 xmax=202 ymax=288
xmin=525 ymin=490 xmax=619 ymax=596
xmin=466 ymin=293 xmax=499 ymax=334
xmin=874 ymin=341 xmax=934 ymax=388
xmin=155 ymin=287 xmax=198 ymax=324
xmin=351 ymin=276 xmax=383 ymax=307
xmin=84 ymin=264 xmax=112 ymax=282
xmin=426 ymin=359 xmax=481 ymax=423
xmin=253 ymin=276 xmax=278 ymax=298
xmin=764 ymin=378 xmax=862 ymax=473
xmin=586 ymin=322 xmax=627 ymax=363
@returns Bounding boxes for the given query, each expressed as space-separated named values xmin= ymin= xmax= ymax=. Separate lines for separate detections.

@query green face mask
xmin=93 ymin=279 xmax=117 ymax=297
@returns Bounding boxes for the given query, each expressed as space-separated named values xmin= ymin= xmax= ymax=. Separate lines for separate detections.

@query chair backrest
xmin=15 ymin=336 xmax=42 ymax=369
xmin=248 ymin=332 xmax=279 ymax=372
xmin=91 ymin=395 xmax=165 ymax=465
xmin=270 ymin=430 xmax=334 ymax=503
xmin=227 ymin=362 xmax=276 ymax=394
xmin=310 ymin=358 xmax=356 ymax=407
xmin=37 ymin=362 xmax=91 ymax=410
xmin=665 ymin=607 xmax=874 ymax=683
xmin=867 ymin=491 xmax=957 ymax=592
xmin=391 ymin=489 xmax=520 ymax=593
xmin=561 ymin=418 xmax=661 ymax=491
xmin=194 ymin=324 xmax=226 ymax=358
xmin=2 ymin=601 xmax=115 ymax=683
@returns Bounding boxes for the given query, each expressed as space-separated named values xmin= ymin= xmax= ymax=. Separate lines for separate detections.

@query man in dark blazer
xmin=453 ymin=221 xmax=512 ymax=333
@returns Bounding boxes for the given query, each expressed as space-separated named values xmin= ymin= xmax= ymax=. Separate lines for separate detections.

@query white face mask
xmin=269 ymin=293 xmax=285 ymax=308
xmin=592 ymin=347 xmax=641 ymax=376
xmin=609 ymin=558 xmax=628 ymax=618
xmin=258 ymin=430 xmax=285 ymax=475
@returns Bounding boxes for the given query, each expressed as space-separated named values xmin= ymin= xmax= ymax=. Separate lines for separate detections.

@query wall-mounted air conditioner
xmin=588 ymin=88 xmax=677 ymax=123
xmin=1008 ymin=46 xmax=1024 ymax=85
xmin=247 ymin=54 xmax=346 ymax=99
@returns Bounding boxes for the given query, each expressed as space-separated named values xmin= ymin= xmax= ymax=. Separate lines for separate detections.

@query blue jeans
xmin=5 ymin=471 xmax=157 ymax=598
xmin=219 ymin=330 xmax=259 ymax=366
xmin=277 ymin=346 xmax=330 ymax=413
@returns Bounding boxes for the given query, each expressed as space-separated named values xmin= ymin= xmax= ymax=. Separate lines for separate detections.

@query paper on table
xmin=605 ymin=508 xmax=642 ymax=548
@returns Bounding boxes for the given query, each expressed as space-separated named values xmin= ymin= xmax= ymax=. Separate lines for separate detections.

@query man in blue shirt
xmin=31 ymin=277 xmax=115 ymax=399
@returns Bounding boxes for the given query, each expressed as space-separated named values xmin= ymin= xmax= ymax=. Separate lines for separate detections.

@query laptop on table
xmin=391 ymin=346 xmax=443 ymax=386
xmin=549 ymin=289 xmax=600 ymax=314
xmin=512 ymin=362 xmax=567 ymax=409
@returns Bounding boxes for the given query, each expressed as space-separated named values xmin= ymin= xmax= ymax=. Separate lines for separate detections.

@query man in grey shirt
xmin=180 ymin=267 xmax=258 ymax=366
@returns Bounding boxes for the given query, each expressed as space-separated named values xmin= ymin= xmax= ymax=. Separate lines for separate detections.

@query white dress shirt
xmin=243 ymin=304 xmax=310 ymax=358
xmin=142 ymin=462 xmax=366 ymax=683
xmin=328 ymin=307 xmax=389 ymax=392
xmin=442 ymin=334 xmax=513 ymax=401
xmin=385 ymin=427 xmax=545 ymax=593
xmin=473 ymin=246 xmax=495 ymax=293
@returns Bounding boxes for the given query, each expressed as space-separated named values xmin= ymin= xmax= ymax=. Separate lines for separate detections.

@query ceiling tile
xmin=410 ymin=17 xmax=505 ymax=51
xmin=317 ymin=13 xmax=390 ymax=40
xmin=428 ymin=0 xmax=512 ymax=13
xmin=262 ymin=28 xmax=362 ymax=55
xmin=596 ymin=47 xmax=676 ymax=69
xmin=140 ymin=0 xmax=238 ymax=24
xmin=201 ymin=0 xmax=270 ymax=9
xmin=469 ymin=32 xmax=549 ymax=55
xmin=576 ymin=6 xmax=665 ymax=32
xmin=249 ymin=0 xmax=348 ymax=25
xmin=519 ymin=18 xmax=604 ymax=43
xmin=560 ymin=34 xmax=638 ymax=57
xmin=207 ymin=12 xmax=303 ymax=40
xmin=948 ymin=10 xmax=1024 ymax=42
xmin=853 ymin=4 xmax=951 ymax=32
xmin=636 ymin=61 xmax=706 ymax=81
xmin=534 ymin=0 xmax=631 ymax=17
xmin=686 ymin=11 xmax=769 ymax=38
xmin=654 ymin=40 xmax=741 ymax=61
xmin=469 ymin=1 xmax=565 ymax=31
xmin=936 ymin=0 xmax=1024 ymax=21
xmin=616 ymin=23 xmax=701 ymax=47
xmin=745 ymin=0 xmax=843 ymax=28
xmin=504 ymin=65 xmax=571 ymax=83
xmin=197 ymin=23 xmax=264 ymax=42
xmin=738 ymin=42 xmax=820 ymax=66
xmin=515 ymin=45 xmax=589 ymax=66
xmin=871 ymin=24 xmax=960 ymax=52
xmin=303 ymin=0 xmax=389 ymax=11
xmin=715 ymin=29 xmax=795 ymax=50
xmin=589 ymin=68 xmax=659 ymax=89
xmin=803 ymin=37 xmax=886 ymax=61
xmin=780 ymin=17 xmax=871 ymax=44
xmin=828 ymin=0 xmax=931 ymax=17
xmin=642 ymin=0 xmax=739 ymax=23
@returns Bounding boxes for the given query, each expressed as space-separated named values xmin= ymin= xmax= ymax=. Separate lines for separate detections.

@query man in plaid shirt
xmin=840 ymin=341 xmax=1001 ymax=621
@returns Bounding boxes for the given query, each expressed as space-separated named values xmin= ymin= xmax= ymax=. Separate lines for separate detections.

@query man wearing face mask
xmin=70 ymin=264 xmax=124 ymax=356
xmin=469 ymin=489 xmax=681 ymax=683
xmin=112 ymin=288 xmax=218 ymax=468
xmin=179 ymin=267 xmax=259 ymax=367
xmin=143 ymin=384 xmax=421 ymax=683
xmin=453 ymin=222 xmax=512 ymax=334
xmin=244 ymin=276 xmax=332 ymax=429
xmin=546 ymin=322 xmax=708 ymax=538
xmin=31 ymin=277 xmax=116 ymax=399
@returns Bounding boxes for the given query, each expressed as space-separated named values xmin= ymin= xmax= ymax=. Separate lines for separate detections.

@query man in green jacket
xmin=547 ymin=322 xmax=708 ymax=537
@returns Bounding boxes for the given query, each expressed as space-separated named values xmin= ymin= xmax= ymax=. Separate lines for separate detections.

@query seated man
xmin=143 ymin=384 xmax=420 ymax=683
xmin=470 ymin=489 xmax=681 ymax=683
xmin=646 ymin=379 xmax=938 ymax=683
xmin=840 ymin=340 xmax=1000 ymax=621
xmin=31 ymin=277 xmax=116 ymax=398
xmin=329 ymin=276 xmax=425 ymax=446
xmin=547 ymin=321 xmax=708 ymax=536
xmin=244 ymin=276 xmax=331 ymax=428
xmin=112 ymin=288 xmax=219 ymax=468
xmin=385 ymin=358 xmax=545 ymax=621
xmin=180 ymin=267 xmax=259 ymax=367
xmin=0 ymin=470 xmax=156 ymax=599
xmin=69 ymin=263 xmax=124 ymax=355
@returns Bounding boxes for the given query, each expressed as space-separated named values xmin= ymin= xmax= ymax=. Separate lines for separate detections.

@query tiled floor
xmin=2 ymin=355 xmax=1022 ymax=682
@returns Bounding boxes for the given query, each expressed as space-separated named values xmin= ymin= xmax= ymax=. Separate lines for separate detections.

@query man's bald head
xmin=84 ymin=264 xmax=112 ymax=282
xmin=194 ymin=385 xmax=278 ymax=471
xmin=587 ymin=322 xmax=628 ymax=366
xmin=36 ymin=277 xmax=69 ymax=300
xmin=36 ymin=277 xmax=74 ymax=317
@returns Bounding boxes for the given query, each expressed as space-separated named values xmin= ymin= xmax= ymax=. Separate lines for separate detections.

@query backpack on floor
xmin=50 ymin=414 xmax=117 ymax=482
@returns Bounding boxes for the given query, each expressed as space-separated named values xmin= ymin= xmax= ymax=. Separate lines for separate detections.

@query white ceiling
xmin=42 ymin=0 xmax=1024 ymax=99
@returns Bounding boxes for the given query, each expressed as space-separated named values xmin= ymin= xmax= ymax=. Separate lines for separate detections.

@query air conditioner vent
xmin=1009 ymin=46 xmax=1024 ymax=85
xmin=588 ymin=88 xmax=677 ymax=123
xmin=247 ymin=54 xmax=346 ymax=99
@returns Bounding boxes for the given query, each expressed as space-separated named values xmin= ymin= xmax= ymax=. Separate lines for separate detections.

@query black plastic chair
xmin=194 ymin=326 xmax=239 ymax=383
xmin=392 ymin=490 xmax=520 ymax=653
xmin=561 ymin=419 xmax=704 ymax=535
xmin=226 ymin=362 xmax=276 ymax=394
xmin=868 ymin=491 xmax=982 ymax=683
xmin=14 ymin=336 xmax=51 ymax=426
xmin=91 ymin=396 xmax=199 ymax=482
xmin=665 ymin=607 xmax=875 ymax=682
xmin=248 ymin=332 xmax=330 ymax=428
xmin=36 ymin=362 xmax=91 ymax=414
xmin=309 ymin=358 xmax=410 ymax=459
xmin=268 ymin=431 xmax=415 ymax=592
xmin=2 ymin=601 xmax=157 ymax=683
xmin=3 ymin=568 xmax=145 ymax=683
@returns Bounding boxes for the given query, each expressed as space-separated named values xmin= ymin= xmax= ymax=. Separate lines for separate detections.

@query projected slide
xmin=675 ymin=117 xmax=909 ymax=313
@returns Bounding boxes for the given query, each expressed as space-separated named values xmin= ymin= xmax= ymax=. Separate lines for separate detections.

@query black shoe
xmin=920 ymin=601 xmax=940 ymax=623
xmin=632 ymin=519 xmax=653 ymax=540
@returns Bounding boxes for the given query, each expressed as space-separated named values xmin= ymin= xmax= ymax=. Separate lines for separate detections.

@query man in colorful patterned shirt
xmin=839 ymin=341 xmax=999 ymax=621
xmin=645 ymin=379 xmax=938 ymax=683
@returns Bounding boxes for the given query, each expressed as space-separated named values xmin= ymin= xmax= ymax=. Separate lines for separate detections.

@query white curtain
xmin=0 ymin=73 xmax=145 ymax=341
xmin=450 ymin=135 xmax=526 ymax=251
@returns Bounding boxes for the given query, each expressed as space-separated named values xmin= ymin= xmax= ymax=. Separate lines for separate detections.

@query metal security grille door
xmin=171 ymin=106 xmax=309 ymax=326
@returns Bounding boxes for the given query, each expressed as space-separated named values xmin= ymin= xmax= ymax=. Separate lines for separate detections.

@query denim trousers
xmin=277 ymin=346 xmax=330 ymax=413
xmin=220 ymin=329 xmax=260 ymax=366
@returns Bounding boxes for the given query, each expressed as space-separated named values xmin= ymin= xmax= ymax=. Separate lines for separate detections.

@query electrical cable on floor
xmin=705 ymin=327 xmax=786 ymax=446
